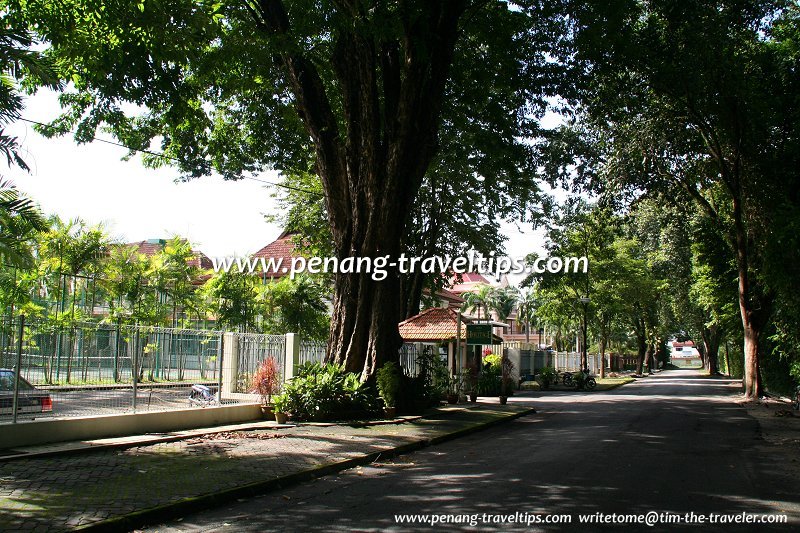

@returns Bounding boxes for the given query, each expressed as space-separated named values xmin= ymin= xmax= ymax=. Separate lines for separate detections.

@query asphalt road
xmin=148 ymin=370 xmax=799 ymax=532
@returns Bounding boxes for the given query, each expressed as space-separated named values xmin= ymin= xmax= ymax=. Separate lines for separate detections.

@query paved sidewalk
xmin=0 ymin=403 xmax=534 ymax=532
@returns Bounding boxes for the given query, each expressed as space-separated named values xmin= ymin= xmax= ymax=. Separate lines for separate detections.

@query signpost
xmin=466 ymin=324 xmax=492 ymax=345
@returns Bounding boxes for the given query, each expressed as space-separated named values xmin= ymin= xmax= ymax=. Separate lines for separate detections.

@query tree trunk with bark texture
xmin=645 ymin=343 xmax=655 ymax=373
xmin=254 ymin=0 xmax=467 ymax=380
xmin=701 ymin=324 xmax=721 ymax=375
xmin=731 ymin=194 xmax=763 ymax=399
xmin=599 ymin=335 xmax=607 ymax=379
xmin=635 ymin=329 xmax=646 ymax=375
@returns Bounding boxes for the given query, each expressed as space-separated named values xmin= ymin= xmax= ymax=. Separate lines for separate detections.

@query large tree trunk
xmin=741 ymin=316 xmax=763 ymax=397
xmin=700 ymin=324 xmax=721 ymax=375
xmin=256 ymin=0 xmax=467 ymax=381
xmin=580 ymin=314 xmax=588 ymax=372
xmin=724 ymin=339 xmax=731 ymax=376
xmin=645 ymin=343 xmax=655 ymax=373
xmin=635 ymin=331 xmax=646 ymax=375
xmin=599 ymin=335 xmax=607 ymax=379
xmin=731 ymin=194 xmax=763 ymax=399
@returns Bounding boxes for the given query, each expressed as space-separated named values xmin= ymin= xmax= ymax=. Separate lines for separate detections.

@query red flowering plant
xmin=250 ymin=356 xmax=282 ymax=405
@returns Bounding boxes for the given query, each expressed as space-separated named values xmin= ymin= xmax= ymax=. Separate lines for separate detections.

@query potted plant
xmin=446 ymin=374 xmax=461 ymax=404
xmin=272 ymin=393 xmax=290 ymax=424
xmin=250 ymin=356 xmax=281 ymax=419
xmin=377 ymin=362 xmax=401 ymax=418
xmin=538 ymin=367 xmax=556 ymax=390
xmin=462 ymin=366 xmax=478 ymax=403
xmin=499 ymin=356 xmax=515 ymax=405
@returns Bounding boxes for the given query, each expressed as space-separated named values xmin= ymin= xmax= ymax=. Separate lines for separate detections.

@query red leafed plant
xmin=251 ymin=356 xmax=281 ymax=405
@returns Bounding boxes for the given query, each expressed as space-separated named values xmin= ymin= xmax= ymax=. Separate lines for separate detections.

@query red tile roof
xmin=435 ymin=287 xmax=464 ymax=304
xmin=398 ymin=307 xmax=473 ymax=342
xmin=252 ymin=231 xmax=300 ymax=278
xmin=447 ymin=272 xmax=492 ymax=295
xmin=122 ymin=240 xmax=213 ymax=270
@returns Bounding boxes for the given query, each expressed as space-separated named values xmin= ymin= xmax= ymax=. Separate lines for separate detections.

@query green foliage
xmin=0 ymin=180 xmax=47 ymax=269
xmin=538 ymin=367 xmax=556 ymax=389
xmin=273 ymin=363 xmax=378 ymax=422
xmin=483 ymin=353 xmax=502 ymax=368
xmin=415 ymin=347 xmax=449 ymax=405
xmin=0 ymin=23 xmax=60 ymax=170
xmin=271 ymin=392 xmax=289 ymax=415
xmin=545 ymin=0 xmax=800 ymax=393
xmin=477 ymin=364 xmax=502 ymax=397
xmin=258 ymin=275 xmax=329 ymax=340
xmin=201 ymin=270 xmax=260 ymax=332
xmin=202 ymin=271 xmax=329 ymax=338
xmin=376 ymin=362 xmax=401 ymax=408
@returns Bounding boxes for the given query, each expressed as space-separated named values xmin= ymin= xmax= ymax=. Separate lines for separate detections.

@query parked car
xmin=0 ymin=369 xmax=53 ymax=416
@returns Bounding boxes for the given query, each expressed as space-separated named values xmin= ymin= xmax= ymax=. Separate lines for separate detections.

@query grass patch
xmin=594 ymin=377 xmax=635 ymax=391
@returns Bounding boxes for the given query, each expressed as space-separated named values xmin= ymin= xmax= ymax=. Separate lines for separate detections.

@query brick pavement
xmin=0 ymin=404 xmax=533 ymax=532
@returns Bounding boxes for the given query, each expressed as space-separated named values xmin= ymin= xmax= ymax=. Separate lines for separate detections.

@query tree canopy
xmin=9 ymin=0 xmax=567 ymax=380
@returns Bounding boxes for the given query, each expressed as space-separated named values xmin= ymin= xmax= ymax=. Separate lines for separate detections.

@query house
xmin=670 ymin=340 xmax=703 ymax=367
xmin=447 ymin=272 xmax=494 ymax=296
xmin=124 ymin=238 xmax=214 ymax=271
xmin=426 ymin=287 xmax=464 ymax=310
xmin=251 ymin=230 xmax=301 ymax=280
xmin=398 ymin=307 xmax=503 ymax=374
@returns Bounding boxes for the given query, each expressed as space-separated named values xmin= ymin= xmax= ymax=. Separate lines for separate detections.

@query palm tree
xmin=489 ymin=286 xmax=519 ymax=322
xmin=460 ymin=283 xmax=494 ymax=321
xmin=38 ymin=218 xmax=109 ymax=382
xmin=0 ymin=180 xmax=47 ymax=268
xmin=516 ymin=288 xmax=537 ymax=344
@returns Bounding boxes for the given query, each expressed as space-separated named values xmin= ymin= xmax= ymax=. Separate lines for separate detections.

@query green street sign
xmin=466 ymin=324 xmax=492 ymax=345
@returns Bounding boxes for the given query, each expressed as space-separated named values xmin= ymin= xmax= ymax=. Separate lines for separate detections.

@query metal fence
xmin=299 ymin=340 xmax=326 ymax=365
xmin=232 ymin=332 xmax=286 ymax=393
xmin=552 ymin=351 xmax=601 ymax=372
xmin=399 ymin=343 xmax=420 ymax=377
xmin=1 ymin=318 xmax=228 ymax=423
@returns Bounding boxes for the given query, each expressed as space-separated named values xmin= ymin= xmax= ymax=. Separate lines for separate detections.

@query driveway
xmin=148 ymin=370 xmax=799 ymax=531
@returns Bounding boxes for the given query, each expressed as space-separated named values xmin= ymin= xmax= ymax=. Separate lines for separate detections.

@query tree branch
xmin=252 ymin=0 xmax=349 ymax=243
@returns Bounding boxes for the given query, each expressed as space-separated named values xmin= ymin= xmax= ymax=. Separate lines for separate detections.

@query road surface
xmin=148 ymin=370 xmax=799 ymax=531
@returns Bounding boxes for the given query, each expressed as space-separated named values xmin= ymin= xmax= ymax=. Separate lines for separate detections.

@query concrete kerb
xmin=73 ymin=406 xmax=536 ymax=533
xmin=0 ymin=415 xmax=428 ymax=462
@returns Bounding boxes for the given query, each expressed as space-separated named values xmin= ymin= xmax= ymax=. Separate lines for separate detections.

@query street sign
xmin=466 ymin=324 xmax=492 ymax=345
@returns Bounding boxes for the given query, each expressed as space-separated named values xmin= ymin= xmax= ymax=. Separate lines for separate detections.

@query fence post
xmin=11 ymin=315 xmax=25 ymax=424
xmin=132 ymin=328 xmax=139 ymax=413
xmin=284 ymin=333 xmax=301 ymax=381
xmin=216 ymin=332 xmax=225 ymax=403
xmin=221 ymin=332 xmax=238 ymax=396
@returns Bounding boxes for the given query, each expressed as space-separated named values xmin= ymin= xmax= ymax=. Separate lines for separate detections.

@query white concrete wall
xmin=1 ymin=403 xmax=262 ymax=450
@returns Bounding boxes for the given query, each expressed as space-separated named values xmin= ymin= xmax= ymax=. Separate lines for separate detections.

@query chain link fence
xmin=1 ymin=317 xmax=229 ymax=423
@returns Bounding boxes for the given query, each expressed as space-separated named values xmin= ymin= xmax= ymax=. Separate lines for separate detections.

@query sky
xmin=6 ymin=91 xmax=548 ymax=272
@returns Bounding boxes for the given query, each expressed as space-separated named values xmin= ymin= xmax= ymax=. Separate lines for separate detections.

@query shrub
xmin=500 ymin=356 xmax=515 ymax=396
xmin=538 ymin=367 xmax=556 ymax=389
xmin=250 ymin=356 xmax=281 ymax=405
xmin=376 ymin=362 xmax=401 ymax=408
xmin=416 ymin=347 xmax=449 ymax=403
xmin=272 ymin=362 xmax=379 ymax=421
xmin=483 ymin=353 xmax=502 ymax=368
xmin=477 ymin=364 xmax=502 ymax=396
